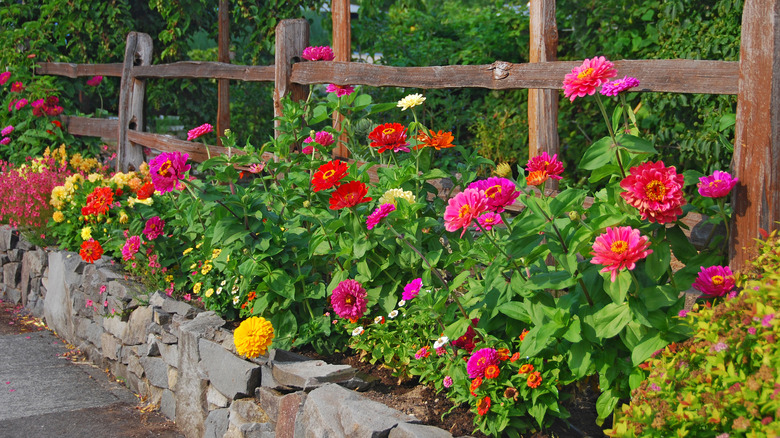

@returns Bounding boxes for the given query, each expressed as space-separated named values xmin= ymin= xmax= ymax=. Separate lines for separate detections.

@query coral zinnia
xmin=526 ymin=170 xmax=548 ymax=186
xmin=302 ymin=46 xmax=335 ymax=61
xmin=562 ymin=56 xmax=617 ymax=102
xmin=415 ymin=129 xmax=455 ymax=150
xmin=233 ymin=316 xmax=275 ymax=358
xmin=311 ymin=160 xmax=349 ymax=192
xmin=620 ymin=161 xmax=686 ymax=224
xmin=484 ymin=364 xmax=500 ymax=379
xmin=468 ymin=177 xmax=519 ymax=213
xmin=444 ymin=188 xmax=489 ymax=237
xmin=369 ymin=123 xmax=410 ymax=153
xmin=467 ymin=347 xmax=500 ymax=379
xmin=150 ymin=151 xmax=190 ymax=193
xmin=402 ymin=278 xmax=423 ymax=301
xmin=366 ymin=203 xmax=395 ymax=230
xmin=330 ymin=279 xmax=368 ymax=320
xmin=143 ymin=216 xmax=165 ymax=240
xmin=590 ymin=226 xmax=652 ymax=282
xmin=601 ymin=76 xmax=640 ymax=96
xmin=136 ymin=182 xmax=155 ymax=200
xmin=697 ymin=170 xmax=738 ymax=198
xmin=187 ymin=123 xmax=213 ymax=141
xmin=476 ymin=396 xmax=491 ymax=416
xmin=526 ymin=152 xmax=564 ymax=180
xmin=692 ymin=265 xmax=736 ymax=298
xmin=527 ymin=371 xmax=543 ymax=388
xmin=329 ymin=181 xmax=372 ymax=210
xmin=79 ymin=239 xmax=104 ymax=263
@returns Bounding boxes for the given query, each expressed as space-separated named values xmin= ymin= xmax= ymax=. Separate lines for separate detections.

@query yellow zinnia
xmin=205 ymin=288 xmax=214 ymax=297
xmin=193 ymin=282 xmax=202 ymax=294
xmin=52 ymin=211 xmax=65 ymax=223
xmin=378 ymin=188 xmax=416 ymax=206
xmin=233 ymin=316 xmax=275 ymax=359
xmin=183 ymin=248 xmax=193 ymax=255
xmin=201 ymin=263 xmax=213 ymax=275
xmin=81 ymin=227 xmax=92 ymax=240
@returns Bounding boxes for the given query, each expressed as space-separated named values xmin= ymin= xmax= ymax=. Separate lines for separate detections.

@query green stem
xmin=473 ymin=219 xmax=527 ymax=281
xmin=577 ymin=277 xmax=594 ymax=307
xmin=629 ymin=270 xmax=642 ymax=295
xmin=618 ymin=94 xmax=632 ymax=133
xmin=595 ymin=94 xmax=626 ymax=178
xmin=499 ymin=212 xmax=513 ymax=233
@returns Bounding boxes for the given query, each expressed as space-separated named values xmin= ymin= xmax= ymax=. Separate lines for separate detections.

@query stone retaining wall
xmin=0 ymin=226 xmax=463 ymax=438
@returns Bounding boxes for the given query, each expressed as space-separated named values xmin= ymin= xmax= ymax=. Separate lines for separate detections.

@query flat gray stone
xmin=204 ymin=408 xmax=229 ymax=438
xmin=161 ymin=388 xmax=176 ymax=421
xmin=208 ymin=385 xmax=230 ymax=408
xmin=7 ymin=249 xmax=22 ymax=263
xmin=3 ymin=262 xmax=21 ymax=289
xmin=199 ymin=338 xmax=261 ymax=400
xmin=271 ymin=360 xmax=355 ymax=390
xmin=149 ymin=291 xmax=197 ymax=317
xmin=0 ymin=225 xmax=17 ymax=251
xmin=140 ymin=356 xmax=169 ymax=389
xmin=74 ymin=317 xmax=103 ymax=348
xmin=103 ymin=314 xmax=128 ymax=339
xmin=124 ymin=306 xmax=153 ymax=345
xmin=389 ymin=423 xmax=453 ymax=438
xmin=100 ymin=333 xmax=121 ymax=361
xmin=229 ymin=398 xmax=269 ymax=425
xmin=4 ymin=287 xmax=21 ymax=305
xmin=43 ymin=252 xmax=78 ymax=340
xmin=108 ymin=279 xmax=146 ymax=301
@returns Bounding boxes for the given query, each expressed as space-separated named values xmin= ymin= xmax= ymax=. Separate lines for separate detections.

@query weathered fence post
xmin=274 ymin=19 xmax=309 ymax=141
xmin=528 ymin=0 xmax=559 ymax=185
xmin=332 ymin=0 xmax=351 ymax=159
xmin=117 ymin=32 xmax=152 ymax=172
xmin=730 ymin=0 xmax=780 ymax=270
xmin=217 ymin=0 xmax=230 ymax=145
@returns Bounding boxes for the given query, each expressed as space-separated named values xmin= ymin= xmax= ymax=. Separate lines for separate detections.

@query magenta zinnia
xmin=600 ymin=76 xmax=640 ymax=96
xmin=697 ymin=170 xmax=738 ymax=198
xmin=476 ymin=212 xmax=503 ymax=231
xmin=302 ymin=46 xmax=335 ymax=61
xmin=149 ymin=151 xmax=191 ymax=193
xmin=86 ymin=75 xmax=103 ymax=87
xmin=402 ymin=278 xmax=422 ymax=301
xmin=330 ymin=279 xmax=368 ymax=321
xmin=692 ymin=265 xmax=735 ymax=298
xmin=366 ymin=203 xmax=395 ymax=230
xmin=468 ymin=177 xmax=519 ymax=212
xmin=526 ymin=152 xmax=564 ymax=180
xmin=590 ymin=226 xmax=652 ymax=281
xmin=466 ymin=348 xmax=500 ymax=379
xmin=326 ymin=84 xmax=355 ymax=97
xmin=1 ymin=125 xmax=13 ymax=136
xmin=444 ymin=188 xmax=489 ymax=237
xmin=0 ymin=72 xmax=10 ymax=86
xmin=122 ymin=235 xmax=141 ymax=261
xmin=562 ymin=56 xmax=617 ymax=102
xmin=143 ymin=216 xmax=165 ymax=240
xmin=620 ymin=161 xmax=686 ymax=224
xmin=187 ymin=123 xmax=213 ymax=141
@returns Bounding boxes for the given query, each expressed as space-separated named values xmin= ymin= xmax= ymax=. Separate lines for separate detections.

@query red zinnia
xmin=311 ymin=160 xmax=349 ymax=192
xmin=136 ymin=182 xmax=155 ymax=200
xmin=80 ymin=239 xmax=104 ymax=263
xmin=518 ymin=363 xmax=534 ymax=374
xmin=81 ymin=186 xmax=115 ymax=216
xmin=369 ymin=123 xmax=410 ymax=153
xmin=470 ymin=377 xmax=483 ymax=396
xmin=484 ymin=364 xmax=500 ymax=379
xmin=620 ymin=161 xmax=686 ymax=224
xmin=476 ymin=396 xmax=491 ymax=416
xmin=526 ymin=152 xmax=564 ymax=180
xmin=329 ymin=181 xmax=372 ymax=210
xmin=10 ymin=81 xmax=24 ymax=93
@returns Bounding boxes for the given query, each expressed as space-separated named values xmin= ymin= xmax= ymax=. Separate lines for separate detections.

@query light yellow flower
xmin=139 ymin=162 xmax=150 ymax=177
xmin=397 ymin=93 xmax=426 ymax=111
xmin=233 ymin=316 xmax=275 ymax=358
xmin=165 ymin=275 xmax=174 ymax=283
xmin=205 ymin=288 xmax=214 ymax=297
xmin=119 ymin=211 xmax=129 ymax=224
xmin=193 ymin=282 xmax=202 ymax=294
xmin=495 ymin=162 xmax=512 ymax=178
xmin=232 ymin=295 xmax=240 ymax=305
xmin=216 ymin=287 xmax=223 ymax=295
xmin=128 ymin=197 xmax=153 ymax=207
xmin=211 ymin=248 xmax=222 ymax=260
xmin=378 ymin=188 xmax=416 ymax=206
xmin=196 ymin=242 xmax=203 ymax=249
xmin=52 ymin=211 xmax=65 ymax=223
xmin=81 ymin=227 xmax=92 ymax=240
xmin=201 ymin=263 xmax=213 ymax=275
xmin=189 ymin=263 xmax=197 ymax=270
xmin=87 ymin=173 xmax=103 ymax=183
xmin=183 ymin=247 xmax=193 ymax=255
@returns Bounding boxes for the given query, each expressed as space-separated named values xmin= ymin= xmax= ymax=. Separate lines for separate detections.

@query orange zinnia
xmin=484 ymin=364 xmax=500 ymax=379
xmin=79 ymin=239 xmax=104 ymax=264
xmin=526 ymin=170 xmax=549 ymax=186
xmin=518 ymin=363 xmax=534 ymax=374
xmin=496 ymin=348 xmax=511 ymax=361
xmin=527 ymin=371 xmax=542 ymax=388
xmin=470 ymin=377 xmax=483 ymax=396
xmin=415 ymin=129 xmax=455 ymax=150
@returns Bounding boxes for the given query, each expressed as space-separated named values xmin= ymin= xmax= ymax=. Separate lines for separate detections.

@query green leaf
xmin=267 ymin=270 xmax=295 ymax=299
xmin=562 ymin=316 xmax=583 ymax=343
xmin=588 ymin=164 xmax=620 ymax=184
xmin=611 ymin=105 xmax=623 ymax=134
xmin=368 ymin=102 xmax=397 ymax=115
xmin=527 ymin=271 xmax=577 ymax=290
xmin=528 ymin=403 xmax=548 ymax=428
xmin=596 ymin=389 xmax=619 ymax=425
xmin=550 ymin=188 xmax=587 ymax=218
xmin=593 ymin=303 xmax=632 ymax=339
xmin=642 ymin=285 xmax=679 ymax=311
xmin=449 ymin=271 xmax=471 ymax=291
xmin=645 ymin=242 xmax=671 ymax=280
xmin=631 ymin=331 xmax=667 ymax=366
xmin=667 ymin=226 xmax=697 ymax=261
xmin=497 ymin=301 xmax=529 ymax=322
xmin=603 ymin=270 xmax=631 ymax=304
xmin=310 ymin=104 xmax=329 ymax=124
xmin=579 ymin=136 xmax=614 ymax=170
xmin=517 ymin=322 xmax=560 ymax=357
xmin=567 ymin=341 xmax=593 ymax=379
xmin=443 ymin=318 xmax=471 ymax=342
xmin=616 ymin=133 xmax=657 ymax=154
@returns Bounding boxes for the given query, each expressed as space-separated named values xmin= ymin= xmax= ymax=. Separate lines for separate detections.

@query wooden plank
xmin=331 ymin=0 xmax=351 ymax=159
xmin=117 ymin=32 xmax=153 ymax=172
xmin=730 ymin=0 xmax=780 ymax=270
xmin=274 ymin=19 xmax=310 ymax=141
xmin=131 ymin=62 xmax=274 ymax=81
xmin=35 ymin=62 xmax=123 ymax=78
xmin=217 ymin=0 xmax=230 ymax=146
xmin=291 ymin=59 xmax=739 ymax=94
xmin=61 ymin=116 xmax=118 ymax=139
xmin=127 ymin=131 xmax=238 ymax=162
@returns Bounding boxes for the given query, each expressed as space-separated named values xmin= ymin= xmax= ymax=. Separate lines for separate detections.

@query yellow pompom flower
xmin=378 ymin=188 xmax=416 ymax=206
xmin=183 ymin=247 xmax=193 ymax=255
xmin=52 ymin=211 xmax=65 ymax=223
xmin=87 ymin=173 xmax=103 ymax=183
xmin=193 ymin=282 xmax=202 ymax=294
xmin=201 ymin=263 xmax=213 ymax=275
xmin=233 ymin=316 xmax=275 ymax=359
xmin=81 ymin=226 xmax=92 ymax=240
xmin=205 ymin=288 xmax=214 ymax=297
xmin=495 ymin=162 xmax=512 ymax=178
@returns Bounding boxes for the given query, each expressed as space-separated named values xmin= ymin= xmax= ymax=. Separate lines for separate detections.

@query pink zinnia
xmin=187 ymin=123 xmax=213 ymax=141
xmin=414 ymin=346 xmax=430 ymax=359
xmin=121 ymin=235 xmax=141 ymax=261
xmin=314 ymin=131 xmax=335 ymax=147
xmin=10 ymin=81 xmax=24 ymax=93
xmin=366 ymin=203 xmax=395 ymax=230
xmin=444 ymin=188 xmax=489 ymax=237
xmin=620 ymin=161 xmax=686 ymax=224
xmin=249 ymin=162 xmax=265 ymax=174
xmin=149 ymin=151 xmax=191 ymax=193
xmin=0 ymin=137 xmax=10 ymax=146
xmin=476 ymin=212 xmax=503 ymax=231
xmin=143 ymin=216 xmax=165 ymax=240
xmin=466 ymin=348 xmax=500 ymax=379
xmin=526 ymin=152 xmax=565 ymax=180
xmin=600 ymin=76 xmax=641 ymax=96
xmin=302 ymin=46 xmax=335 ymax=61
xmin=330 ymin=279 xmax=368 ymax=321
xmin=697 ymin=170 xmax=738 ymax=198
xmin=692 ymin=265 xmax=735 ymax=298
xmin=468 ymin=177 xmax=519 ymax=212
xmin=86 ymin=75 xmax=103 ymax=87
xmin=590 ymin=226 xmax=652 ymax=282
xmin=562 ymin=56 xmax=617 ymax=102
xmin=1 ymin=125 xmax=13 ymax=136
xmin=0 ymin=72 xmax=10 ymax=85
xmin=443 ymin=376 xmax=453 ymax=388
xmin=326 ymin=84 xmax=355 ymax=97
xmin=14 ymin=99 xmax=27 ymax=110
xmin=402 ymin=278 xmax=422 ymax=300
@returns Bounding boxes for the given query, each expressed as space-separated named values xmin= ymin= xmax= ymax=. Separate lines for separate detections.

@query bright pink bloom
xmin=301 ymin=143 xmax=315 ymax=154
xmin=187 ymin=123 xmax=213 ymax=141
xmin=330 ymin=279 xmax=368 ymax=321
xmin=562 ymin=56 xmax=617 ymax=102
xmin=31 ymin=99 xmax=44 ymax=109
xmin=620 ymin=161 xmax=686 ymax=224
xmin=1 ymin=126 xmax=12 ymax=136
xmin=14 ymin=99 xmax=27 ymax=110
xmin=326 ymin=84 xmax=355 ymax=97
xmin=402 ymin=278 xmax=422 ymax=300
xmin=366 ymin=203 xmax=395 ymax=230
xmin=476 ymin=212 xmax=503 ymax=231
xmin=692 ymin=265 xmax=735 ymax=298
xmin=444 ymin=188 xmax=489 ymax=237
xmin=415 ymin=346 xmax=430 ymax=359
xmin=143 ymin=216 xmax=165 ymax=240
xmin=149 ymin=151 xmax=190 ymax=193
xmin=466 ymin=348 xmax=500 ymax=379
xmin=590 ymin=226 xmax=652 ymax=281
xmin=302 ymin=46 xmax=335 ymax=61
xmin=468 ymin=177 xmax=519 ymax=212
xmin=0 ymin=72 xmax=10 ymax=85
xmin=122 ymin=235 xmax=141 ymax=261
xmin=314 ymin=131 xmax=334 ymax=147
xmin=600 ymin=76 xmax=640 ymax=96
xmin=86 ymin=75 xmax=103 ymax=87
xmin=526 ymin=152 xmax=565 ymax=180
xmin=86 ymin=299 xmax=94 ymax=308
xmin=10 ymin=81 xmax=24 ymax=93
xmin=249 ymin=162 xmax=265 ymax=174
xmin=697 ymin=171 xmax=738 ymax=198
xmin=443 ymin=376 xmax=453 ymax=388
xmin=762 ymin=314 xmax=775 ymax=328
xmin=0 ymin=137 xmax=10 ymax=146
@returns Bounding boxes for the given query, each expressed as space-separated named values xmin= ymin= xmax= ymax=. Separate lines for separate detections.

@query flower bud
xmin=568 ymin=211 xmax=580 ymax=222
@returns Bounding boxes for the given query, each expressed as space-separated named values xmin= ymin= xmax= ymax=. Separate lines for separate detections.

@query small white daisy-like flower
xmin=231 ymin=285 xmax=239 ymax=295
xmin=216 ymin=287 xmax=223 ymax=295
xmin=352 ymin=326 xmax=365 ymax=336
xmin=397 ymin=93 xmax=425 ymax=111
xmin=220 ymin=280 xmax=227 ymax=286
xmin=398 ymin=300 xmax=406 ymax=307
xmin=433 ymin=336 xmax=449 ymax=349
xmin=389 ymin=310 xmax=399 ymax=319
xmin=374 ymin=316 xmax=386 ymax=324
xmin=232 ymin=295 xmax=240 ymax=305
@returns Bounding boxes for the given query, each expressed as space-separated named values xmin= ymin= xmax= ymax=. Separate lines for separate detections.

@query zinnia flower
xmin=600 ymin=76 xmax=640 ymax=96
xmin=302 ymin=46 xmax=335 ymax=61
xmin=366 ymin=203 xmax=395 ymax=230
xmin=122 ymin=235 xmax=141 ymax=261
xmin=433 ymin=336 xmax=449 ymax=349
xmin=143 ymin=216 xmax=165 ymax=240
xmin=79 ymin=239 xmax=104 ymax=263
xmin=692 ymin=265 xmax=735 ymax=298
xmin=0 ymin=137 xmax=9 ymax=146
xmin=0 ymin=72 xmax=10 ymax=85
xmin=452 ymin=319 xmax=479 ymax=352
xmin=468 ymin=177 xmax=519 ymax=212
xmin=402 ymin=278 xmax=422 ymax=300
xmin=14 ymin=99 xmax=28 ymax=110
xmin=86 ymin=75 xmax=103 ymax=87
xmin=233 ymin=316 xmax=275 ymax=358
xmin=466 ymin=348 xmax=500 ymax=379
xmin=562 ymin=56 xmax=617 ymax=102
xmin=415 ymin=129 xmax=455 ymax=150
xmin=527 ymin=371 xmax=543 ymax=388
xmin=149 ymin=151 xmax=191 ymax=193
xmin=329 ymin=181 xmax=372 ymax=210
xmin=313 ymin=131 xmax=335 ymax=147
xmin=620 ymin=161 xmax=686 ymax=224
xmin=518 ymin=363 xmax=534 ymax=374
xmin=476 ymin=397 xmax=491 ymax=416
xmin=443 ymin=376 xmax=453 ymax=388
xmin=470 ymin=377 xmax=483 ymax=396
xmin=397 ymin=93 xmax=425 ymax=111
xmin=484 ymin=364 xmax=500 ymax=379
xmin=81 ymin=186 xmax=115 ymax=216
xmin=326 ymin=84 xmax=355 ymax=97
xmin=352 ymin=326 xmax=365 ymax=336
xmin=369 ymin=123 xmax=410 ymax=153
xmin=476 ymin=212 xmax=503 ymax=230
xmin=187 ymin=123 xmax=213 ymax=141
xmin=590 ymin=226 xmax=652 ymax=282
xmin=311 ymin=159 xmax=349 ymax=192
xmin=444 ymin=188 xmax=489 ymax=237
xmin=414 ymin=346 xmax=430 ymax=359
xmin=378 ymin=188 xmax=415 ymax=206
xmin=10 ymin=81 xmax=24 ymax=93
xmin=330 ymin=279 xmax=368 ymax=320
xmin=526 ymin=170 xmax=548 ymax=186
xmin=697 ymin=170 xmax=738 ymax=198
xmin=526 ymin=152 xmax=564 ymax=180
xmin=136 ymin=182 xmax=155 ymax=200
xmin=81 ymin=227 xmax=92 ymax=241
xmin=495 ymin=162 xmax=511 ymax=178
xmin=249 ymin=163 xmax=265 ymax=174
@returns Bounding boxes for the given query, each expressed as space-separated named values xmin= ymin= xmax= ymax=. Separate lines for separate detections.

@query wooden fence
xmin=34 ymin=0 xmax=779 ymax=271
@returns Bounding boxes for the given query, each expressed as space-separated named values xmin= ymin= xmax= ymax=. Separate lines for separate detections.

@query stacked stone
xmin=0 ymin=226 xmax=48 ymax=317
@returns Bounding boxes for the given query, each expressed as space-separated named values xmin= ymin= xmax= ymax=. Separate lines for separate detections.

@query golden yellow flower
xmin=378 ymin=188 xmax=416 ymax=206
xmin=165 ymin=275 xmax=174 ymax=283
xmin=205 ymin=288 xmax=214 ymax=297
xmin=189 ymin=263 xmax=197 ymax=270
xmin=81 ymin=227 xmax=92 ymax=240
xmin=80 ymin=158 xmax=99 ymax=172
xmin=128 ymin=197 xmax=153 ymax=207
xmin=52 ymin=211 xmax=65 ymax=223
xmin=119 ymin=211 xmax=129 ymax=224
xmin=139 ymin=162 xmax=150 ymax=177
xmin=495 ymin=162 xmax=512 ymax=178
xmin=233 ymin=316 xmax=275 ymax=358
xmin=201 ymin=263 xmax=213 ymax=275
xmin=183 ymin=248 xmax=193 ymax=255
xmin=71 ymin=173 xmax=84 ymax=184
xmin=211 ymin=248 xmax=222 ymax=260
xmin=128 ymin=177 xmax=143 ymax=191
xmin=196 ymin=242 xmax=203 ymax=249
xmin=193 ymin=282 xmax=202 ymax=294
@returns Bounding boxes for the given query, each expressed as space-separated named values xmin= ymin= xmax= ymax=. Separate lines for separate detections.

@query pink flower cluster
xmin=122 ymin=235 xmax=141 ymax=261
xmin=366 ymin=203 xmax=395 ymax=230
xmin=698 ymin=170 xmax=738 ymax=198
xmin=466 ymin=348 xmax=499 ymax=379
xmin=30 ymin=96 xmax=64 ymax=117
xmin=562 ymin=56 xmax=617 ymax=102
xmin=692 ymin=265 xmax=735 ymax=298
xmin=402 ymin=278 xmax=422 ymax=300
xmin=326 ymin=84 xmax=355 ymax=97
xmin=143 ymin=216 xmax=165 ymax=240
xmin=600 ymin=76 xmax=640 ymax=96
xmin=0 ymin=72 xmax=10 ymax=86
xmin=0 ymin=157 xmax=71 ymax=229
xmin=445 ymin=173 xmax=529 ymax=237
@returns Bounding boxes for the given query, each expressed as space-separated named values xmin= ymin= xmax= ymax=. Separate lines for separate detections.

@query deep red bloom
xmin=80 ymin=239 xmax=104 ymax=263
xmin=10 ymin=81 xmax=24 ymax=93
xmin=81 ymin=186 xmax=115 ymax=216
xmin=328 ymin=181 xmax=372 ymax=210
xmin=311 ymin=160 xmax=349 ymax=192
xmin=368 ymin=123 xmax=410 ymax=153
